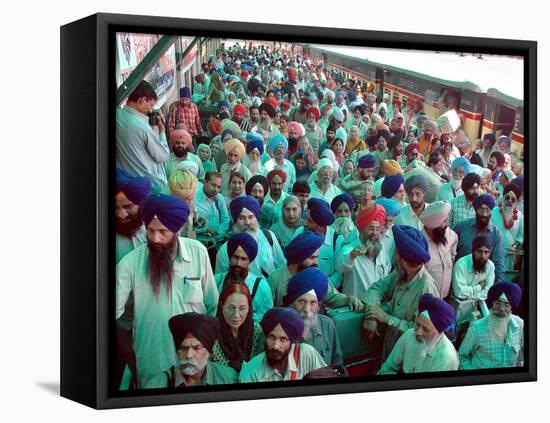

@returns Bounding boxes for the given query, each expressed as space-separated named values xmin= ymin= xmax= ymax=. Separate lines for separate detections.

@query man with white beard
xmin=285 ymin=268 xmax=343 ymax=366
xmin=215 ymin=196 xmax=286 ymax=278
xmin=145 ymin=313 xmax=238 ymax=388
xmin=341 ymin=205 xmax=391 ymax=300
xmin=253 ymin=102 xmax=280 ymax=142
xmin=437 ymin=157 xmax=471 ymax=203
xmin=459 ymin=282 xmax=524 ymax=369
xmin=378 ymin=294 xmax=458 ymax=374
xmin=243 ymin=132 xmax=268 ymax=177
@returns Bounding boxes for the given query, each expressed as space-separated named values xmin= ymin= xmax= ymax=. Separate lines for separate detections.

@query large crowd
xmin=114 ymin=43 xmax=525 ymax=390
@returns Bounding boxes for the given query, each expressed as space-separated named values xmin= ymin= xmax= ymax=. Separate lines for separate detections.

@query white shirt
xmin=308 ymin=182 xmax=343 ymax=204
xmin=452 ymin=254 xmax=495 ymax=301
xmin=394 ymin=203 xmax=429 ymax=231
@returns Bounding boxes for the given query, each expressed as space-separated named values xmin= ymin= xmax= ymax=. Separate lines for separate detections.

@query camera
xmin=148 ymin=110 xmax=161 ymax=126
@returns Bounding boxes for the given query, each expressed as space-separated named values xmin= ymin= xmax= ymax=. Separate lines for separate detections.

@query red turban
xmin=306 ymin=107 xmax=321 ymax=121
xmin=288 ymin=68 xmax=297 ymax=82
xmin=267 ymin=169 xmax=288 ymax=184
xmin=241 ymin=70 xmax=249 ymax=78
xmin=208 ymin=118 xmax=223 ymax=136
xmin=233 ymin=104 xmax=247 ymax=117
xmin=405 ymin=142 xmax=420 ymax=156
xmin=280 ymin=101 xmax=291 ymax=111
xmin=265 ymin=97 xmax=278 ymax=110
xmin=169 ymin=128 xmax=193 ymax=147
xmin=356 ymin=205 xmax=386 ymax=233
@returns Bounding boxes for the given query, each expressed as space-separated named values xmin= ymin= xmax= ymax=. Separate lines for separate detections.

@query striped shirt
xmin=449 ymin=194 xmax=476 ymax=228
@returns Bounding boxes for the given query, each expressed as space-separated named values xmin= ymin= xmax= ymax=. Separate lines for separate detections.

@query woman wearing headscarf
xmin=225 ymin=171 xmax=246 ymax=206
xmin=293 ymin=150 xmax=313 ymax=183
xmin=208 ymin=71 xmax=225 ymax=104
xmin=345 ymin=125 xmax=367 ymax=156
xmin=196 ymin=143 xmax=217 ymax=175
xmin=270 ymin=195 xmax=303 ymax=248
xmin=219 ymin=138 xmax=251 ymax=196
xmin=211 ymin=283 xmax=264 ymax=373
xmin=331 ymin=138 xmax=346 ymax=167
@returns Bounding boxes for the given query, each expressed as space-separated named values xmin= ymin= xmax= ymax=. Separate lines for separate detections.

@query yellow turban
xmin=383 ymin=159 xmax=404 ymax=175
xmin=169 ymin=169 xmax=198 ymax=201
xmin=224 ymin=138 xmax=246 ymax=158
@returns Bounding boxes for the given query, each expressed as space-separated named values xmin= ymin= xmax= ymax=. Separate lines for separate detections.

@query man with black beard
xmin=459 ymin=282 xmax=524 ymax=369
xmin=164 ymin=127 xmax=204 ymax=180
xmin=214 ymin=232 xmax=273 ymax=323
xmin=341 ymin=205 xmax=391 ymax=301
xmin=394 ymin=174 xmax=430 ymax=231
xmin=285 ymin=268 xmax=343 ymax=366
xmin=319 ymin=123 xmax=337 ymax=154
xmin=116 ymin=194 xmax=218 ymax=388
xmin=452 ymin=235 xmax=495 ymax=312
xmin=239 ymin=307 xmax=326 ymax=382
xmin=420 ymin=201 xmax=458 ymax=300
xmin=453 ymin=193 xmax=505 ymax=283
xmin=488 ymin=150 xmax=505 ymax=183
xmin=449 ymin=172 xmax=481 ymax=228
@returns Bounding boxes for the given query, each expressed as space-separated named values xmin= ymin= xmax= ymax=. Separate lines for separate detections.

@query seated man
xmin=363 ymin=225 xmax=440 ymax=360
xmin=215 ymin=233 xmax=273 ymax=323
xmin=145 ymin=312 xmax=238 ymax=388
xmin=239 ymin=307 xmax=326 ymax=382
xmin=459 ymin=282 xmax=524 ymax=369
xmin=379 ymin=294 xmax=458 ymax=374
xmin=285 ymin=268 xmax=343 ymax=366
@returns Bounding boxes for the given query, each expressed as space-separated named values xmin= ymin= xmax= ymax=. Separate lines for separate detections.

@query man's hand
xmin=362 ymin=318 xmax=378 ymax=341
xmin=207 ymin=227 xmax=218 ymax=237
xmin=157 ymin=112 xmax=165 ymax=132
xmin=365 ymin=304 xmax=389 ymax=324
xmin=478 ymin=279 xmax=487 ymax=289
xmin=350 ymin=248 xmax=363 ymax=260
xmin=348 ymin=296 xmax=364 ymax=312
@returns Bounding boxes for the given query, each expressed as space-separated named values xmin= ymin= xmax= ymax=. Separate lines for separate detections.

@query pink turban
xmin=169 ymin=128 xmax=193 ymax=147
xmin=420 ymin=201 xmax=451 ymax=229
xmin=287 ymin=121 xmax=305 ymax=138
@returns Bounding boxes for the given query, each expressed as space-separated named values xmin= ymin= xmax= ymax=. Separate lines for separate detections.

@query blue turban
xmin=179 ymin=87 xmax=192 ymax=99
xmin=331 ymin=193 xmax=355 ymax=214
xmin=451 ymin=157 xmax=471 ymax=175
xmin=473 ymin=193 xmax=496 ymax=210
xmin=307 ymin=198 xmax=335 ymax=227
xmin=418 ymin=294 xmax=456 ymax=333
xmin=358 ymin=153 xmax=377 ymax=169
xmin=486 ymin=282 xmax=522 ymax=312
xmin=472 ymin=235 xmax=491 ymax=252
xmin=260 ymin=307 xmax=304 ymax=342
xmin=381 ymin=174 xmax=405 ymax=199
xmin=229 ymin=195 xmax=261 ymax=223
xmin=511 ymin=175 xmax=524 ymax=192
xmin=375 ymin=198 xmax=401 ymax=217
xmin=227 ymin=232 xmax=258 ymax=262
xmin=140 ymin=194 xmax=190 ymax=233
xmin=246 ymin=132 xmax=265 ymax=155
xmin=218 ymin=100 xmax=229 ymax=109
xmin=404 ymin=174 xmax=429 ymax=194
xmin=285 ymin=268 xmax=329 ymax=305
xmin=268 ymin=134 xmax=289 ymax=154
xmin=392 ymin=224 xmax=431 ymax=264
xmin=116 ymin=168 xmax=152 ymax=205
xmin=284 ymin=231 xmax=325 ymax=264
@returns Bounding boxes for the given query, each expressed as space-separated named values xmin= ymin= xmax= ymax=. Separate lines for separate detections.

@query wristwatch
xmin=387 ymin=316 xmax=397 ymax=327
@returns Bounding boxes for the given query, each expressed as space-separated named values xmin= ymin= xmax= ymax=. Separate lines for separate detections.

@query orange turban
xmin=356 ymin=205 xmax=386 ymax=233
xmin=169 ymin=128 xmax=193 ymax=147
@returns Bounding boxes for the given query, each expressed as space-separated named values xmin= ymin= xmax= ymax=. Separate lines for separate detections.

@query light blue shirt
xmin=194 ymin=188 xmax=231 ymax=237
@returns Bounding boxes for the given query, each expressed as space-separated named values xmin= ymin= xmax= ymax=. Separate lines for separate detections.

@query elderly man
xmin=164 ymin=128 xmax=205 ymax=180
xmin=261 ymin=169 xmax=290 ymax=229
xmin=380 ymin=173 xmax=407 ymax=206
xmin=476 ymin=133 xmax=496 ymax=167
xmin=404 ymin=142 xmax=421 ymax=167
xmin=437 ymin=156 xmax=470 ymax=203
xmin=215 ymin=233 xmax=273 ymax=323
xmin=265 ymin=134 xmax=296 ymax=192
xmin=449 ymin=172 xmax=481 ymax=228
xmin=459 ymin=282 xmax=524 ymax=369
xmin=215 ymin=196 xmax=286 ymax=279
xmin=220 ymin=139 xmax=252 ymax=196
xmin=452 ymin=235 xmax=495 ymax=309
xmin=285 ymin=268 xmax=344 ymax=365
xmin=363 ymin=225 xmax=440 ymax=360
xmin=243 ymin=132 xmax=268 ymax=177
xmin=375 ymin=197 xmax=401 ymax=260
xmin=239 ymin=307 xmax=326 ymax=382
xmin=116 ymin=80 xmax=169 ymax=193
xmin=394 ymin=175 xmax=430 ymax=230
xmin=309 ymin=158 xmax=343 ymax=203
xmin=145 ymin=313 xmax=237 ymax=388
xmin=305 ymin=107 xmax=324 ymax=154
xmin=254 ymin=102 xmax=280 ymax=142
xmin=167 ymin=87 xmax=203 ymax=139
xmin=268 ymin=231 xmax=360 ymax=310
xmin=379 ymin=294 xmax=458 ymax=374
xmin=194 ymin=172 xmax=231 ymax=246
xmin=420 ymin=201 xmax=458 ymax=299
xmin=453 ymin=194 xmax=505 ymax=283
xmin=338 ymin=154 xmax=376 ymax=203
xmin=293 ymin=198 xmax=345 ymax=288
xmin=341 ymin=205 xmax=391 ymax=299
xmin=115 ymin=168 xmax=151 ymax=264
xmin=116 ymin=194 xmax=218 ymax=387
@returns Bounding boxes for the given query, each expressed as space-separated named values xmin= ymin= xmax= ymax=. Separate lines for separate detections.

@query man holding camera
xmin=116 ymin=80 xmax=170 ymax=193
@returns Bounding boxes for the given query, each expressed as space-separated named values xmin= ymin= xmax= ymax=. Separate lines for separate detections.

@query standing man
xmin=116 ymin=80 xmax=169 ymax=193
xmin=265 ymin=135 xmax=297 ymax=192
xmin=420 ymin=201 xmax=458 ymax=299
xmin=116 ymin=194 xmax=219 ymax=387
xmin=239 ymin=307 xmax=326 ymax=382
xmin=338 ymin=154 xmax=377 ymax=203
xmin=459 ymin=282 xmax=523 ymax=369
xmin=309 ymin=158 xmax=343 ymax=204
xmin=449 ymin=172 xmax=481 ymax=228
xmin=164 ymin=128 xmax=205 ymax=180
xmin=394 ymin=174 xmax=430 ymax=230
xmin=261 ymin=170 xmax=289 ymax=229
xmin=167 ymin=87 xmax=203 ymax=140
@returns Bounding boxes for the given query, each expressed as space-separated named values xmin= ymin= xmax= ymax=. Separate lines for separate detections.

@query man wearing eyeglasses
xmin=458 ymin=282 xmax=524 ymax=369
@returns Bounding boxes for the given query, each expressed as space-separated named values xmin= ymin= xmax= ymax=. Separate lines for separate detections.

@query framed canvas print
xmin=60 ymin=12 xmax=537 ymax=409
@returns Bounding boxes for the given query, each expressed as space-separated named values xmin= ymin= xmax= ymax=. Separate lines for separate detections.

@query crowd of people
xmin=115 ymin=43 xmax=525 ymax=390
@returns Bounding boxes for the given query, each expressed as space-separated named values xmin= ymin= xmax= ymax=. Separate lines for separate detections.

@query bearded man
xmin=265 ymin=134 xmax=296 ymax=192
xmin=379 ymin=294 xmax=458 ymax=374
xmin=116 ymin=194 xmax=218 ymax=387
xmin=261 ymin=169 xmax=289 ymax=229
xmin=286 ymin=268 xmax=343 ymax=366
xmin=243 ymin=131 xmax=268 ymax=177
xmin=449 ymin=172 xmax=481 ymax=228
xmin=164 ymin=127 xmax=205 ymax=180
xmin=254 ymin=102 xmax=280 ymax=142
xmin=394 ymin=175 xmax=430 ymax=230
xmin=459 ymin=282 xmax=524 ymax=369
xmin=420 ymin=201 xmax=458 ymax=299
xmin=239 ymin=307 xmax=326 ymax=382
xmin=437 ymin=157 xmax=470 ymax=203
xmin=381 ymin=173 xmax=407 ymax=206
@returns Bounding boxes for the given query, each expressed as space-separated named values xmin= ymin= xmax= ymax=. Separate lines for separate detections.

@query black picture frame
xmin=60 ymin=12 xmax=537 ymax=409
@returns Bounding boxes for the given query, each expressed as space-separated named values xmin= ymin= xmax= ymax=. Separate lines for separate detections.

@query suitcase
xmin=327 ymin=307 xmax=382 ymax=361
